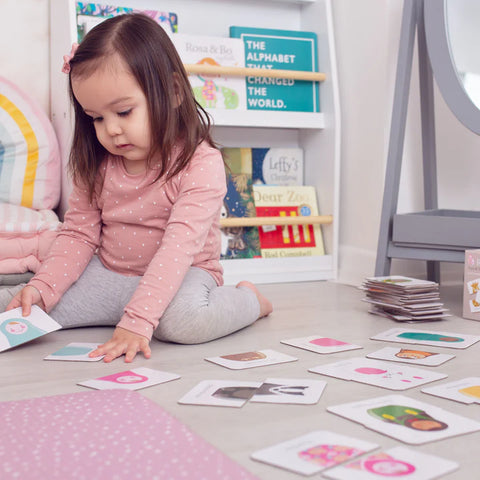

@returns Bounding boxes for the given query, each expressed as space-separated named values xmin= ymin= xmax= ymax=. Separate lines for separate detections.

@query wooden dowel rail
xmin=184 ymin=64 xmax=326 ymax=82
xmin=220 ymin=215 xmax=333 ymax=228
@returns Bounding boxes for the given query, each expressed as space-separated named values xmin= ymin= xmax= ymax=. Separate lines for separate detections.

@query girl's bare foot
xmin=236 ymin=281 xmax=273 ymax=318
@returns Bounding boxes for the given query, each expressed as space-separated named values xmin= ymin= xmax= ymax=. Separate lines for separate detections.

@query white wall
xmin=2 ymin=0 xmax=477 ymax=287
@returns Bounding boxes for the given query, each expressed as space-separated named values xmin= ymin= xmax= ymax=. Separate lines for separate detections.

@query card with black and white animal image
xmin=422 ymin=377 xmax=480 ymax=404
xmin=281 ymin=335 xmax=362 ymax=354
xmin=249 ymin=377 xmax=327 ymax=405
xmin=370 ymin=327 xmax=480 ymax=349
xmin=366 ymin=346 xmax=455 ymax=366
xmin=205 ymin=349 xmax=297 ymax=370
xmin=327 ymin=394 xmax=480 ymax=445
xmin=323 ymin=446 xmax=458 ymax=480
xmin=251 ymin=430 xmax=379 ymax=476
xmin=178 ymin=380 xmax=261 ymax=407
xmin=308 ymin=357 xmax=447 ymax=390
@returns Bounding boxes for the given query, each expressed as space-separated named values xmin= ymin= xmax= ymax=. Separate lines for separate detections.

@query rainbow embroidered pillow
xmin=0 ymin=76 xmax=61 ymax=210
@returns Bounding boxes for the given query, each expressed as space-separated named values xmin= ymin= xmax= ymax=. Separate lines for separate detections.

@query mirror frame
xmin=424 ymin=0 xmax=480 ymax=134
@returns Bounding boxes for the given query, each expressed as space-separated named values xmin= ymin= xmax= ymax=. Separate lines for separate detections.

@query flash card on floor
xmin=422 ymin=377 xmax=480 ymax=404
xmin=327 ymin=394 xmax=480 ymax=445
xmin=178 ymin=380 xmax=261 ymax=407
xmin=366 ymin=346 xmax=455 ymax=366
xmin=45 ymin=343 xmax=105 ymax=362
xmin=371 ymin=327 xmax=480 ymax=349
xmin=249 ymin=377 xmax=327 ymax=405
xmin=251 ymin=430 xmax=379 ymax=476
xmin=281 ymin=335 xmax=362 ymax=354
xmin=323 ymin=446 xmax=459 ymax=480
xmin=0 ymin=306 xmax=61 ymax=352
xmin=78 ymin=367 xmax=180 ymax=391
xmin=309 ymin=357 xmax=447 ymax=390
xmin=205 ymin=349 xmax=297 ymax=370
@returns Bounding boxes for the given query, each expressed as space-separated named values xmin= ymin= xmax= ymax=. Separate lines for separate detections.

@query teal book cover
xmin=229 ymin=26 xmax=320 ymax=112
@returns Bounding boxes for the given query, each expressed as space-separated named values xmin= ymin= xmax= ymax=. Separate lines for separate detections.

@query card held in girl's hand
xmin=249 ymin=377 xmax=327 ymax=405
xmin=0 ymin=306 xmax=61 ymax=352
xmin=178 ymin=380 xmax=261 ymax=408
xmin=251 ymin=430 xmax=379 ymax=476
xmin=366 ymin=346 xmax=455 ymax=366
xmin=44 ymin=342 xmax=105 ymax=362
xmin=78 ymin=367 xmax=180 ymax=391
xmin=422 ymin=377 xmax=480 ymax=404
xmin=281 ymin=335 xmax=362 ymax=354
xmin=370 ymin=327 xmax=480 ymax=349
xmin=323 ymin=446 xmax=458 ymax=480
xmin=327 ymin=394 xmax=480 ymax=445
xmin=205 ymin=349 xmax=297 ymax=370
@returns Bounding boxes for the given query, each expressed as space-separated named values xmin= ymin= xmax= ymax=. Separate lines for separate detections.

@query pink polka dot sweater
xmin=29 ymin=142 xmax=226 ymax=339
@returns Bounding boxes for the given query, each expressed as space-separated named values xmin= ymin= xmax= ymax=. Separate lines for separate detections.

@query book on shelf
xmin=172 ymin=33 xmax=247 ymax=112
xmin=252 ymin=185 xmax=325 ymax=258
xmin=75 ymin=2 xmax=178 ymax=42
xmin=220 ymin=148 xmax=261 ymax=260
xmin=251 ymin=147 xmax=303 ymax=186
xmin=229 ymin=26 xmax=320 ymax=113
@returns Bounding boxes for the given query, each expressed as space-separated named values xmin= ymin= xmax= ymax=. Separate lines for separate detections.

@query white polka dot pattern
xmin=29 ymin=142 xmax=227 ymax=339
xmin=0 ymin=390 xmax=257 ymax=479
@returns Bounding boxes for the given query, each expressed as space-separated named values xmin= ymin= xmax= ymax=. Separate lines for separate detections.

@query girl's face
xmin=72 ymin=56 xmax=152 ymax=174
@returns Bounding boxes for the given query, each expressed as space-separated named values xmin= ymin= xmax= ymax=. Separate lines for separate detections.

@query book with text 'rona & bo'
xmin=172 ymin=33 xmax=247 ymax=112
xmin=229 ymin=26 xmax=320 ymax=112
xmin=253 ymin=185 xmax=325 ymax=258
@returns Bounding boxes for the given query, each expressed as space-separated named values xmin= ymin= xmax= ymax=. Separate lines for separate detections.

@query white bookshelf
xmin=49 ymin=0 xmax=340 ymax=285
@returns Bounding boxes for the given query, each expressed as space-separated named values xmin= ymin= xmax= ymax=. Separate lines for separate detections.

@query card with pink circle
xmin=251 ymin=430 xmax=379 ymax=476
xmin=323 ymin=446 xmax=458 ymax=479
xmin=308 ymin=357 xmax=447 ymax=390
xmin=281 ymin=335 xmax=362 ymax=354
xmin=78 ymin=367 xmax=180 ymax=391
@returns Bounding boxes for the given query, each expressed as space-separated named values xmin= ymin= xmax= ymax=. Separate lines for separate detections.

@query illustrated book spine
xmin=172 ymin=33 xmax=246 ymax=111
xmin=220 ymin=148 xmax=261 ymax=259
xmin=252 ymin=185 xmax=325 ymax=258
xmin=75 ymin=2 xmax=178 ymax=42
xmin=229 ymin=26 xmax=320 ymax=112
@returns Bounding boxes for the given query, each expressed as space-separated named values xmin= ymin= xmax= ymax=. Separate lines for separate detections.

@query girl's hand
xmin=89 ymin=326 xmax=152 ymax=363
xmin=6 ymin=285 xmax=45 ymax=316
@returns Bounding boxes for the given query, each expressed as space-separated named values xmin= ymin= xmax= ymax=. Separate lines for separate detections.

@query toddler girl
xmin=4 ymin=13 xmax=272 ymax=362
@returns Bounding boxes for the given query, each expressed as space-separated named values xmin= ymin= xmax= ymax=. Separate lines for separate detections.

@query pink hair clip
xmin=61 ymin=43 xmax=79 ymax=74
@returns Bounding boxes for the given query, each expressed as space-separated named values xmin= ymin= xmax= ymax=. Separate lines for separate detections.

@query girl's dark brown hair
xmin=67 ymin=13 xmax=215 ymax=198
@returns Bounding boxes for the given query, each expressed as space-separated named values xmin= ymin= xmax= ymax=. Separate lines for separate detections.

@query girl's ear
xmin=172 ymin=73 xmax=184 ymax=108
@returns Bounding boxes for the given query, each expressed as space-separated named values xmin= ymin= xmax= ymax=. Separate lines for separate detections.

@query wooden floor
xmin=1 ymin=280 xmax=479 ymax=479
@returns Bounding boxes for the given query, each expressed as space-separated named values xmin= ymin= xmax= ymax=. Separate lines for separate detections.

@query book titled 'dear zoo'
xmin=253 ymin=185 xmax=325 ymax=258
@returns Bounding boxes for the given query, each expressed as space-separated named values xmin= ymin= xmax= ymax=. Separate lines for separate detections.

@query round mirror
xmin=424 ymin=0 xmax=480 ymax=134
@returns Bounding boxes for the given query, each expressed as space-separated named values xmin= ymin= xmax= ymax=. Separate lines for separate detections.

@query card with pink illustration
xmin=249 ymin=377 xmax=327 ymax=405
xmin=0 ymin=306 xmax=61 ymax=352
xmin=251 ymin=430 xmax=379 ymax=476
xmin=366 ymin=346 xmax=455 ymax=366
xmin=309 ymin=357 xmax=447 ymax=390
xmin=323 ymin=446 xmax=458 ymax=479
xmin=370 ymin=327 xmax=480 ymax=349
xmin=281 ymin=335 xmax=362 ymax=354
xmin=327 ymin=394 xmax=480 ymax=445
xmin=422 ymin=377 xmax=480 ymax=404
xmin=205 ymin=349 xmax=297 ymax=370
xmin=44 ymin=342 xmax=105 ymax=362
xmin=178 ymin=380 xmax=261 ymax=408
xmin=78 ymin=367 xmax=180 ymax=391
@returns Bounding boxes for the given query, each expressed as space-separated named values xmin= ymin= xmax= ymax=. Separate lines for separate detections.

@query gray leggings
xmin=43 ymin=256 xmax=260 ymax=344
